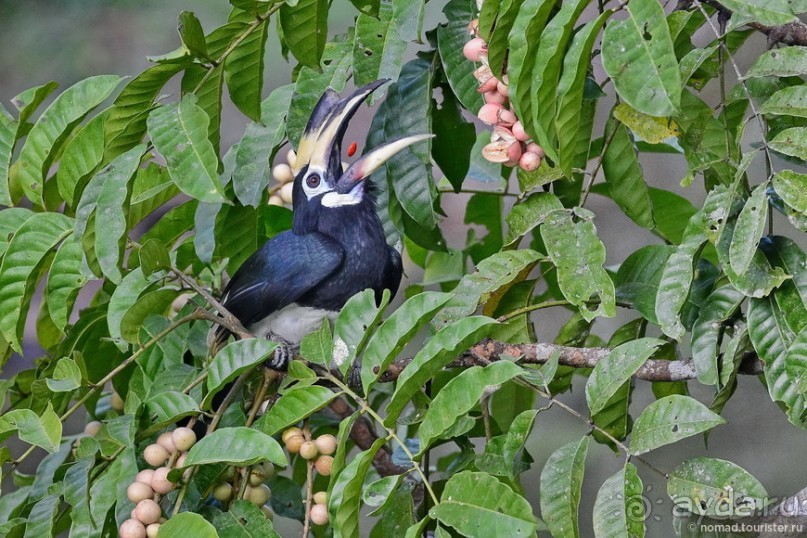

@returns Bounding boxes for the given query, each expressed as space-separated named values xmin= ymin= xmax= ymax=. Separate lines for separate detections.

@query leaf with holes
xmin=729 ymin=182 xmax=769 ymax=276
xmin=602 ymin=0 xmax=681 ymax=116
xmin=718 ymin=0 xmax=796 ymax=26
xmin=504 ymin=192 xmax=563 ymax=247
xmin=630 ymin=395 xmax=725 ymax=455
xmin=353 ymin=1 xmax=406 ymax=99
xmin=690 ymin=286 xmax=745 ymax=387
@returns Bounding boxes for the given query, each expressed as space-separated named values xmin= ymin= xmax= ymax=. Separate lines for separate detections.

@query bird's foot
xmin=265 ymin=335 xmax=294 ymax=371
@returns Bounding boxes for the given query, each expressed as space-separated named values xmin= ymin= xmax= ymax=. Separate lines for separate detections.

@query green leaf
xmin=361 ymin=291 xmax=452 ymax=392
xmin=225 ymin=19 xmax=268 ymax=122
xmin=139 ymin=238 xmax=171 ymax=277
xmin=667 ymin=457 xmax=767 ymax=517
xmin=178 ymin=11 xmax=209 ymax=59
xmin=614 ymin=245 xmax=675 ymax=325
xmin=104 ymin=63 xmax=185 ymax=161
xmin=300 ymin=318 xmax=333 ymax=366
xmin=476 ymin=409 xmax=539 ymax=478
xmin=539 ymin=437 xmax=588 ymax=538
xmin=90 ymin=144 xmax=145 ymax=283
xmin=384 ymin=58 xmax=437 ymax=230
xmin=12 ymin=81 xmax=59 ymax=123
xmin=0 ymin=404 xmax=61 ymax=453
xmin=333 ymin=289 xmax=389 ymax=377
xmin=773 ymin=169 xmax=807 ymax=214
xmin=432 ymin=88 xmax=475 ymax=192
xmin=630 ymin=395 xmax=725 ymax=455
xmin=0 ymin=212 xmax=73 ymax=352
xmin=745 ymin=46 xmax=807 ymax=81
xmin=718 ymin=0 xmax=796 ymax=26
xmin=158 ymin=513 xmax=219 ymax=538
xmin=716 ymin=218 xmax=789 ymax=299
xmin=63 ymin=456 xmax=94 ymax=534
xmin=435 ymin=249 xmax=543 ymax=327
xmin=507 ymin=0 xmax=556 ymax=143
xmin=286 ymin=40 xmax=352 ymax=145
xmin=592 ymin=463 xmax=646 ymax=538
xmin=527 ymin=0 xmax=590 ymax=161
xmin=147 ymin=94 xmax=227 ymax=203
xmin=23 ymin=494 xmax=59 ymax=538
xmin=419 ymin=362 xmax=524 ymax=452
xmin=120 ymin=288 xmax=179 ymax=343
xmin=107 ymin=267 xmax=162 ymax=350
xmin=541 ymin=208 xmax=616 ymax=322
xmin=46 ymin=357 xmax=82 ymax=392
xmin=556 ymin=12 xmax=611 ymax=175
xmin=437 ymin=0 xmax=484 ymax=113
xmin=183 ymin=427 xmax=286 ymax=467
xmin=233 ymin=85 xmax=293 ymax=207
xmin=213 ymin=499 xmax=281 ymax=538
xmin=16 ymin=75 xmax=122 ymax=206
xmin=769 ymin=127 xmax=807 ymax=161
xmin=353 ymin=1 xmax=406 ymax=96
xmin=613 ymin=103 xmax=681 ymax=144
xmin=729 ymin=182 xmax=769 ymax=275
xmin=280 ymin=0 xmax=327 ymax=68
xmin=431 ymin=471 xmax=538 ymax=538
xmin=0 ymin=107 xmax=14 ymax=206
xmin=146 ymin=391 xmax=200 ymax=425
xmin=690 ymin=286 xmax=745 ymax=386
xmin=655 ymin=211 xmax=708 ymax=339
xmin=648 ymin=188 xmax=699 ymax=245
xmin=384 ymin=316 xmax=497 ymax=426
xmin=56 ymin=111 xmax=106 ymax=207
xmin=392 ymin=0 xmax=424 ymax=42
xmin=329 ymin=438 xmax=385 ymax=538
xmin=486 ymin=0 xmax=524 ymax=80
xmin=760 ymin=85 xmax=807 ymax=118
xmin=203 ymin=338 xmax=278 ymax=409
xmin=586 ymin=338 xmax=665 ymax=415
xmin=255 ymin=385 xmax=339 ymax=436
xmin=602 ymin=119 xmax=655 ymax=229
xmin=504 ymin=192 xmax=563 ymax=247
xmin=45 ymin=235 xmax=91 ymax=332
xmin=601 ymin=0 xmax=681 ymax=116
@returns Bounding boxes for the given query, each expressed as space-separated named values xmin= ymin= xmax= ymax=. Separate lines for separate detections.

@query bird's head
xmin=289 ymin=79 xmax=430 ymax=230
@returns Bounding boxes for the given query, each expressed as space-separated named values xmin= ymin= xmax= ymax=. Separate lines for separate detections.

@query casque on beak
xmin=293 ymin=79 xmax=433 ymax=194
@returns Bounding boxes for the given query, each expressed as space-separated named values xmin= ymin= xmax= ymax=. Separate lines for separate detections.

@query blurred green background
xmin=2 ymin=1 xmax=807 ymax=536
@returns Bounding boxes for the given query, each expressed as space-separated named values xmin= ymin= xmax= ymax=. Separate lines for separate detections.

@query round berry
xmin=483 ymin=91 xmax=507 ymax=106
xmin=171 ymin=427 xmax=197 ymax=452
xmin=310 ymin=503 xmax=329 ymax=525
xmin=282 ymin=427 xmax=303 ymax=443
xmin=279 ymin=182 xmax=293 ymax=204
xmin=299 ymin=441 xmax=318 ymax=460
xmin=156 ymin=432 xmax=176 ymax=454
xmin=285 ymin=435 xmax=304 ymax=454
xmin=249 ymin=468 xmax=266 ymax=487
xmin=146 ymin=523 xmax=161 ymax=538
xmin=143 ymin=444 xmax=169 ymax=467
xmin=526 ymin=142 xmax=546 ymax=159
xmin=512 ymin=121 xmax=530 ymax=142
xmin=477 ymin=103 xmax=503 ymax=125
xmin=462 ymin=37 xmax=487 ymax=62
xmin=314 ymin=455 xmax=333 ymax=476
xmin=313 ymin=491 xmax=327 ymax=505
xmin=120 ymin=518 xmax=146 ymax=538
xmin=286 ymin=149 xmax=297 ymax=167
xmin=127 ymin=481 xmax=154 ymax=504
xmin=246 ymin=484 xmax=272 ymax=506
xmin=314 ymin=435 xmax=336 ymax=456
xmin=519 ymin=151 xmax=542 ymax=172
xmin=151 ymin=466 xmax=175 ymax=495
xmin=134 ymin=499 xmax=162 ymax=525
xmin=135 ymin=469 xmax=155 ymax=485
xmin=268 ymin=195 xmax=284 ymax=207
xmin=260 ymin=504 xmax=274 ymax=520
xmin=213 ymin=482 xmax=233 ymax=502
xmin=84 ymin=421 xmax=102 ymax=436
xmin=261 ymin=462 xmax=276 ymax=478
xmin=110 ymin=392 xmax=125 ymax=411
xmin=272 ymin=163 xmax=294 ymax=184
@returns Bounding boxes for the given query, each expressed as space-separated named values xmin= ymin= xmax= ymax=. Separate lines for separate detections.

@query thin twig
xmin=301 ymin=421 xmax=315 ymax=538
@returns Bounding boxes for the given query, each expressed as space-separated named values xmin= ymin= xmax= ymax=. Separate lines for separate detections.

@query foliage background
xmin=2 ymin=0 xmax=807 ymax=535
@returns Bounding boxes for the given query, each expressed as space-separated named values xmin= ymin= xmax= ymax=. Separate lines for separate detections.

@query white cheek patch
xmin=301 ymin=167 xmax=333 ymax=200
xmin=322 ymin=189 xmax=363 ymax=207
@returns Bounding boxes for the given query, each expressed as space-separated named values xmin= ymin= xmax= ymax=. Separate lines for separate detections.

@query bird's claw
xmin=265 ymin=335 xmax=294 ymax=371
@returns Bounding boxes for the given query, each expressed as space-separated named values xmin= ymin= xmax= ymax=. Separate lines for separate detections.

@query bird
xmin=211 ymin=79 xmax=431 ymax=369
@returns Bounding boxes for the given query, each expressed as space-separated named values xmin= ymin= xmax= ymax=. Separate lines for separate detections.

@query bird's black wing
xmin=214 ymin=231 xmax=344 ymax=345
xmin=383 ymin=245 xmax=403 ymax=300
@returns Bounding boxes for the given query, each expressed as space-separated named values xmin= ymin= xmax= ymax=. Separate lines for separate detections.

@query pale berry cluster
xmin=119 ymin=427 xmax=197 ymax=538
xmin=464 ymin=17 xmax=545 ymax=172
xmin=269 ymin=149 xmax=296 ymax=206
xmin=282 ymin=427 xmax=337 ymax=526
xmin=211 ymin=461 xmax=275 ymax=518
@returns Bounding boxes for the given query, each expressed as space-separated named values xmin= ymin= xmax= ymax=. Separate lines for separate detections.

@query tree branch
xmin=676 ymin=0 xmax=807 ymax=47
xmin=376 ymin=339 xmax=764 ymax=383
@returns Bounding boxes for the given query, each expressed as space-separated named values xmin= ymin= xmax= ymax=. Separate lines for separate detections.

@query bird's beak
xmin=293 ymin=79 xmax=389 ymax=176
xmin=336 ymin=134 xmax=434 ymax=194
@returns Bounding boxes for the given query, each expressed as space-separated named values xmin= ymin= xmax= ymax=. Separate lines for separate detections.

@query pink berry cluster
xmin=463 ymin=19 xmax=545 ymax=172
xmin=119 ymin=427 xmax=197 ymax=538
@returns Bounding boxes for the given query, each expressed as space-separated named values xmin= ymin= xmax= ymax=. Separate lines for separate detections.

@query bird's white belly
xmin=248 ymin=304 xmax=337 ymax=345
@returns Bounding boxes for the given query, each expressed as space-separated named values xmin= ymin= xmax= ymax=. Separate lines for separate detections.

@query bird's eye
xmin=306 ymin=173 xmax=321 ymax=189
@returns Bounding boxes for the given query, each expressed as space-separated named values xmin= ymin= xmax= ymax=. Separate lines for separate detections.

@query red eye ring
xmin=306 ymin=173 xmax=321 ymax=188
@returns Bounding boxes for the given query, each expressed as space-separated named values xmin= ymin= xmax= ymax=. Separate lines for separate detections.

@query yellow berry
xmin=285 ymin=435 xmax=304 ymax=454
xmin=171 ymin=427 xmax=196 ymax=452
xmin=146 ymin=523 xmax=161 ymax=538
xmin=282 ymin=428 xmax=303 ymax=443
xmin=213 ymin=482 xmax=233 ymax=502
xmin=299 ymin=441 xmax=318 ymax=460
xmin=246 ymin=484 xmax=271 ymax=506
xmin=314 ymin=455 xmax=333 ymax=476
xmin=143 ymin=444 xmax=169 ymax=467
xmin=134 ymin=499 xmax=162 ymax=525
xmin=127 ymin=481 xmax=154 ymax=504
xmin=110 ymin=392 xmax=125 ymax=411
xmin=314 ymin=434 xmax=336 ymax=456
xmin=151 ymin=466 xmax=175 ymax=495
xmin=84 ymin=421 xmax=102 ymax=436
xmin=313 ymin=491 xmax=327 ymax=505
xmin=156 ymin=432 xmax=176 ymax=454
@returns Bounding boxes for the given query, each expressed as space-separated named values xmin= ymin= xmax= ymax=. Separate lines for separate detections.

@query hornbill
xmin=211 ymin=79 xmax=429 ymax=368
